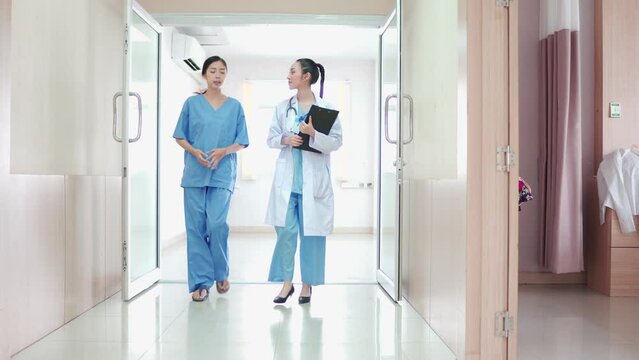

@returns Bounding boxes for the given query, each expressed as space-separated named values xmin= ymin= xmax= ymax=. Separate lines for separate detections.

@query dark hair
xmin=296 ymin=58 xmax=325 ymax=97
xmin=202 ymin=55 xmax=228 ymax=75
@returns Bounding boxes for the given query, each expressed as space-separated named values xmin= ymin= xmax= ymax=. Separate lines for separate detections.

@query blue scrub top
xmin=173 ymin=94 xmax=250 ymax=191
xmin=291 ymin=104 xmax=310 ymax=194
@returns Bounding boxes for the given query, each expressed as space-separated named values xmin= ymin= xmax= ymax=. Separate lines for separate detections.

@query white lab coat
xmin=264 ymin=94 xmax=343 ymax=236
xmin=597 ymin=148 xmax=639 ymax=233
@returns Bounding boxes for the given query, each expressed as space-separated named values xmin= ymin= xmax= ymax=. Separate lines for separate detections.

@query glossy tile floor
xmin=15 ymin=239 xmax=638 ymax=360
xmin=161 ymin=232 xmax=377 ymax=284
xmin=519 ymin=285 xmax=639 ymax=360
xmin=11 ymin=284 xmax=456 ymax=360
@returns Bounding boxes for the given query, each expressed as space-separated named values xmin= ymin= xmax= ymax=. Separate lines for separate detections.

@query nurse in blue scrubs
xmin=173 ymin=56 xmax=249 ymax=302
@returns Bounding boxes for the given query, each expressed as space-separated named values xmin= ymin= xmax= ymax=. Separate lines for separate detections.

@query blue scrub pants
xmin=184 ymin=186 xmax=231 ymax=293
xmin=268 ymin=193 xmax=326 ymax=285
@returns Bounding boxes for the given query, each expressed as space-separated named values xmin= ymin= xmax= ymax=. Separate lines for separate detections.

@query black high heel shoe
xmin=273 ymin=285 xmax=295 ymax=304
xmin=298 ymin=287 xmax=312 ymax=304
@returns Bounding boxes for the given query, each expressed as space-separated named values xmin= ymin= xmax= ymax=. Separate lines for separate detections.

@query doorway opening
xmin=512 ymin=2 xmax=633 ymax=360
xmin=156 ymin=21 xmax=382 ymax=286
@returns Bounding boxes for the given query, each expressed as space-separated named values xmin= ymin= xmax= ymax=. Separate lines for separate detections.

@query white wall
xmin=160 ymin=55 xmax=377 ymax=237
xmin=159 ymin=27 xmax=199 ymax=246
xmin=228 ymin=57 xmax=376 ymax=230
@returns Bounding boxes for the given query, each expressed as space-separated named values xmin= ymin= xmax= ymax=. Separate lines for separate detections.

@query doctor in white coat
xmin=266 ymin=58 xmax=342 ymax=304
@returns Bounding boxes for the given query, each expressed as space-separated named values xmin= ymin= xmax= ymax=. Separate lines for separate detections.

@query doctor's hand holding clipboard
xmin=296 ymin=105 xmax=339 ymax=154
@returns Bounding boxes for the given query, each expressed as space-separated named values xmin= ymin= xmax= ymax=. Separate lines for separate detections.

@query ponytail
xmin=316 ymin=63 xmax=325 ymax=98
xmin=297 ymin=58 xmax=327 ymax=98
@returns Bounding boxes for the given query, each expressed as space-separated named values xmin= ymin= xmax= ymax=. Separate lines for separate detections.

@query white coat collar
xmin=289 ymin=91 xmax=327 ymax=109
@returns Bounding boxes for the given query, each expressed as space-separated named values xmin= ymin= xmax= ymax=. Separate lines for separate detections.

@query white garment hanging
xmin=597 ymin=148 xmax=639 ymax=233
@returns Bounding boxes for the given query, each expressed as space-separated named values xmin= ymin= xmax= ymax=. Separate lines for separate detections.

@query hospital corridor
xmin=3 ymin=0 xmax=639 ymax=360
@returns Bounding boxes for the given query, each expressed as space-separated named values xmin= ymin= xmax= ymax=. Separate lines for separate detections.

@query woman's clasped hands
xmin=192 ymin=148 xmax=228 ymax=169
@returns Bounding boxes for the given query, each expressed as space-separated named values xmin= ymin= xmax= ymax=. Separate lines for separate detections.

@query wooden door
xmin=476 ymin=0 xmax=518 ymax=359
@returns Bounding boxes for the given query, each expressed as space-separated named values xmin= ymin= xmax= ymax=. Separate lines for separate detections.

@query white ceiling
xmin=177 ymin=24 xmax=379 ymax=60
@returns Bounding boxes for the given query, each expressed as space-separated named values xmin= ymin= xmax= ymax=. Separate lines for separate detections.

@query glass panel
xmin=129 ymin=12 xmax=159 ymax=281
xmin=379 ymin=15 xmax=399 ymax=287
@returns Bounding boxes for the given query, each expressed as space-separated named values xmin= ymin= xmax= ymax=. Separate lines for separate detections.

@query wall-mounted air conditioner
xmin=171 ymin=32 xmax=205 ymax=80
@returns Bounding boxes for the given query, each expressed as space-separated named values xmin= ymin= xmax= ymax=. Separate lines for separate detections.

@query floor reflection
xmin=12 ymin=284 xmax=456 ymax=360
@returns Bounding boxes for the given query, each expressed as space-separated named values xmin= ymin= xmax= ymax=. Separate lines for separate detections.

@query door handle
xmin=129 ymin=92 xmax=143 ymax=143
xmin=112 ymin=91 xmax=143 ymax=143
xmin=384 ymin=94 xmax=398 ymax=144
xmin=113 ymin=92 xmax=123 ymax=142
xmin=402 ymin=94 xmax=414 ymax=145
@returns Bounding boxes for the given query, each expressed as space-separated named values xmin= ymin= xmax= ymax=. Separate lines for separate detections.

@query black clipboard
xmin=295 ymin=105 xmax=339 ymax=154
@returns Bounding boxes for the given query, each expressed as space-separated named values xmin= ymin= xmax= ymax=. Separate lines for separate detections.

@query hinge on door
xmin=496 ymin=145 xmax=515 ymax=172
xmin=122 ymin=239 xmax=128 ymax=272
xmin=124 ymin=24 xmax=129 ymax=55
xmin=495 ymin=311 xmax=514 ymax=337
xmin=497 ymin=0 xmax=512 ymax=7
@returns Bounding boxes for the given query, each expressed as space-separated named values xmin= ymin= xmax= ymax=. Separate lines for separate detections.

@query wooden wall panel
xmin=479 ymin=0 xmax=510 ymax=358
xmin=507 ymin=0 xmax=520 ymax=358
xmin=1 ymin=0 xmax=125 ymax=354
xmin=610 ymin=212 xmax=639 ymax=248
xmin=0 ymin=1 xmax=12 ymax=357
xmin=2 ymin=0 xmax=66 ymax=353
xmin=400 ymin=0 xmax=469 ymax=358
xmin=64 ymin=176 xmax=107 ymax=322
xmin=611 ymin=248 xmax=639 ymax=296
xmin=589 ymin=0 xmax=639 ymax=297
xmin=600 ymin=0 xmax=639 ymax=158
xmin=106 ymin=177 xmax=123 ymax=298
xmin=466 ymin=0 xmax=482 ymax=358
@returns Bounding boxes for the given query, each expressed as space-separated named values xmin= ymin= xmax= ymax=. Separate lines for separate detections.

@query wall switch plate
xmin=609 ymin=102 xmax=621 ymax=118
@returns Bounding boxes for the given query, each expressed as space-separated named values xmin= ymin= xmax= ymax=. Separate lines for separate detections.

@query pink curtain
xmin=538 ymin=27 xmax=584 ymax=274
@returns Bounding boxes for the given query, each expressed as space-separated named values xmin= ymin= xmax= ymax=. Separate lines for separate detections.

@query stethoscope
xmin=285 ymin=96 xmax=301 ymax=133
xmin=285 ymin=95 xmax=316 ymax=132
xmin=285 ymin=96 xmax=298 ymax=117
xmin=285 ymin=93 xmax=317 ymax=117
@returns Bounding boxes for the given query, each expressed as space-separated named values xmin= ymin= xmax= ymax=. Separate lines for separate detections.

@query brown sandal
xmin=216 ymin=279 xmax=230 ymax=294
xmin=192 ymin=286 xmax=209 ymax=302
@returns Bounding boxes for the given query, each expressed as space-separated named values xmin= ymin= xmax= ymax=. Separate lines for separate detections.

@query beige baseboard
xmin=162 ymin=227 xmax=374 ymax=248
xmin=333 ymin=227 xmax=374 ymax=234
xmin=230 ymin=226 xmax=374 ymax=234
xmin=162 ymin=233 xmax=186 ymax=250
xmin=519 ymin=271 xmax=586 ymax=285
xmin=229 ymin=226 xmax=273 ymax=233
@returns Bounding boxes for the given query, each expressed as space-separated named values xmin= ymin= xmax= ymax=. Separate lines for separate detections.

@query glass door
xmin=377 ymin=9 xmax=402 ymax=302
xmin=116 ymin=0 xmax=161 ymax=301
